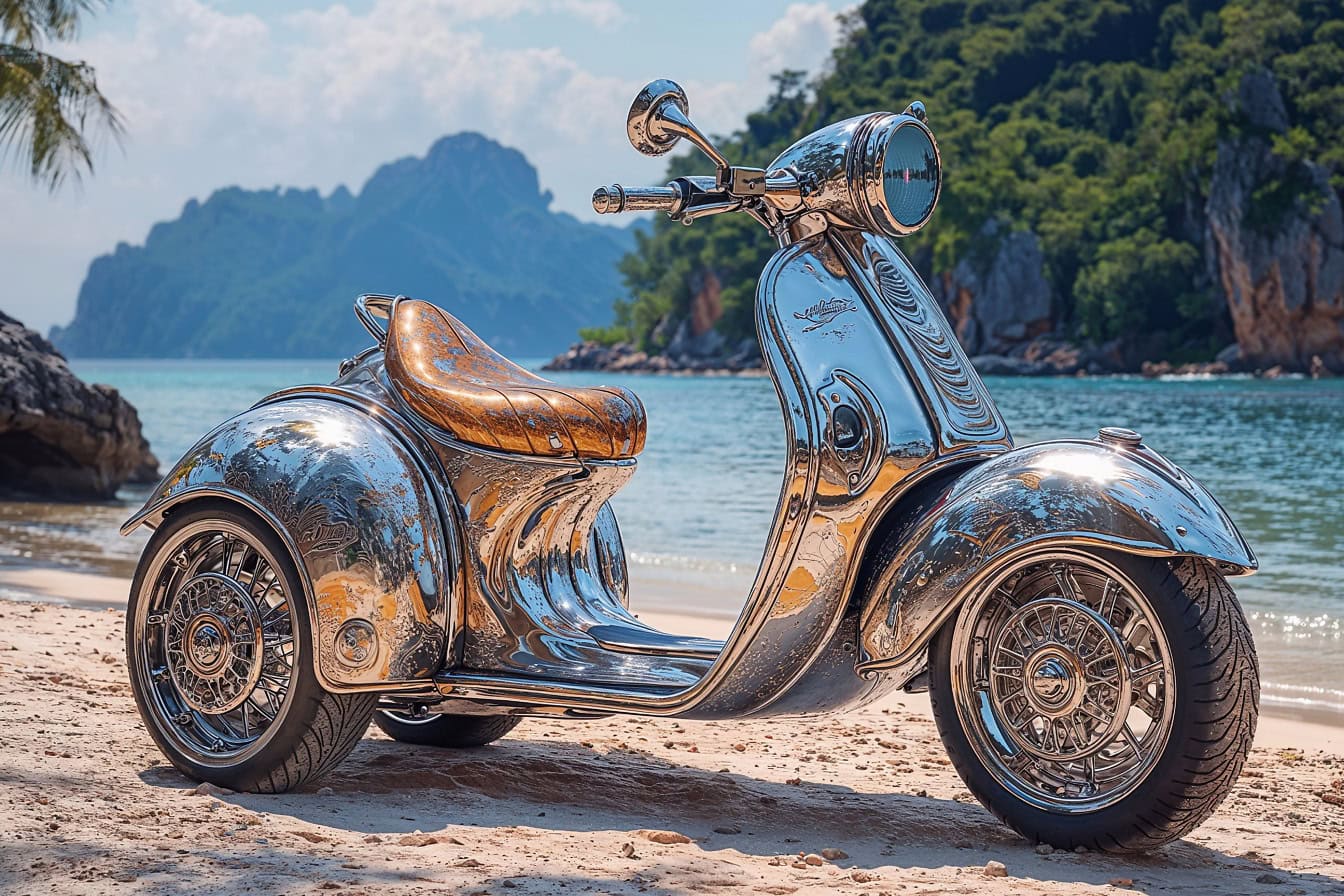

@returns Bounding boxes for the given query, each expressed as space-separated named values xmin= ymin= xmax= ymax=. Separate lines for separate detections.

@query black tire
xmin=929 ymin=551 xmax=1259 ymax=853
xmin=372 ymin=710 xmax=521 ymax=747
xmin=127 ymin=500 xmax=377 ymax=793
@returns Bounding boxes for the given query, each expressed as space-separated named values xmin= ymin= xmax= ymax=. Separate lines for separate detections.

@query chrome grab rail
xmin=354 ymin=293 xmax=400 ymax=346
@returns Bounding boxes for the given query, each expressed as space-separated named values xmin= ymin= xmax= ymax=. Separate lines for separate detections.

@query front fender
xmin=121 ymin=397 xmax=453 ymax=690
xmin=856 ymin=438 xmax=1255 ymax=678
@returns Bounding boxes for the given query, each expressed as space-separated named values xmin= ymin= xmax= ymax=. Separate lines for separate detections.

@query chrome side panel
xmin=832 ymin=229 xmax=1011 ymax=452
xmin=121 ymin=398 xmax=453 ymax=690
xmin=856 ymin=439 xmax=1258 ymax=680
xmin=437 ymin=233 xmax=1009 ymax=718
xmin=427 ymin=435 xmax=710 ymax=689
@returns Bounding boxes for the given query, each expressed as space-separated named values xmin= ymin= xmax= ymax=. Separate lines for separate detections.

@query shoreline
xmin=4 ymin=563 xmax=1341 ymax=740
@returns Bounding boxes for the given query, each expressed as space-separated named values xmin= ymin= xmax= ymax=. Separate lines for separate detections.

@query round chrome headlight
xmin=854 ymin=114 xmax=941 ymax=237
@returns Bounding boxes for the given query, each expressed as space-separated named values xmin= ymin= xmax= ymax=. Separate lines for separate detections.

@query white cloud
xmin=0 ymin=0 xmax=850 ymax=333
xmin=748 ymin=2 xmax=844 ymax=82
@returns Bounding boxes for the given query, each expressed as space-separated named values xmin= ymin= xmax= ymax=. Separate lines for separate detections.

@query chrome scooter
xmin=123 ymin=80 xmax=1259 ymax=852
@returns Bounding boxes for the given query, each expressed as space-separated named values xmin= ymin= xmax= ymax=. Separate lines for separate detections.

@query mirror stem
xmin=654 ymin=103 xmax=730 ymax=173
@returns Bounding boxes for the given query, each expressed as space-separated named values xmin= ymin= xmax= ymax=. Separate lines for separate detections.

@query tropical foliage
xmin=0 ymin=0 xmax=120 ymax=189
xmin=610 ymin=0 xmax=1344 ymax=360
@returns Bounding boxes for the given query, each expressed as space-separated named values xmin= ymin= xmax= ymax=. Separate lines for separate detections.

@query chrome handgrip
xmin=592 ymin=183 xmax=682 ymax=214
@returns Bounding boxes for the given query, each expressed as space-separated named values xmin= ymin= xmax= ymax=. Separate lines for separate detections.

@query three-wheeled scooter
xmin=124 ymin=79 xmax=1259 ymax=851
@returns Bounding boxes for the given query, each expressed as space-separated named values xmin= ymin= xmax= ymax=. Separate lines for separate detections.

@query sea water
xmin=1 ymin=359 xmax=1339 ymax=719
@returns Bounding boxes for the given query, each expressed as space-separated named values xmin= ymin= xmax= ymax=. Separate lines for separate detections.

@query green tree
xmin=599 ymin=0 xmax=1344 ymax=365
xmin=1 ymin=0 xmax=121 ymax=189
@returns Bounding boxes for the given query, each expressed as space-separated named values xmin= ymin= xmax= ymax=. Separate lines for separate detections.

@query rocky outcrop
xmin=932 ymin=220 xmax=1054 ymax=355
xmin=1206 ymin=70 xmax=1344 ymax=371
xmin=544 ymin=337 xmax=762 ymax=375
xmin=0 ymin=312 xmax=159 ymax=501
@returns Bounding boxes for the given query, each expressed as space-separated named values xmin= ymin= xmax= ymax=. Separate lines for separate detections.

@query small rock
xmin=295 ymin=830 xmax=328 ymax=843
xmin=397 ymin=834 xmax=437 ymax=847
xmin=639 ymin=829 xmax=692 ymax=845
xmin=316 ymin=786 xmax=335 ymax=796
xmin=850 ymin=869 xmax=877 ymax=883
xmin=101 ymin=653 xmax=117 ymax=664
xmin=1255 ymin=873 xmax=1284 ymax=885
xmin=983 ymin=860 xmax=1008 ymax=878
xmin=455 ymin=859 xmax=483 ymax=868
xmin=362 ymin=835 xmax=382 ymax=843
xmin=803 ymin=854 xmax=824 ymax=866
xmin=108 ymin=870 xmax=137 ymax=883
xmin=1109 ymin=879 xmax=1133 ymax=888
xmin=732 ymin=743 xmax=747 ymax=752
xmin=821 ymin=848 xmax=848 ymax=860
xmin=1034 ymin=843 xmax=1054 ymax=855
xmin=714 ymin=825 xmax=742 ymax=835
xmin=318 ymin=884 xmax=341 ymax=891
xmin=193 ymin=782 xmax=232 ymax=797
xmin=620 ymin=842 xmax=637 ymax=858
xmin=1073 ymin=844 xmax=1088 ymax=854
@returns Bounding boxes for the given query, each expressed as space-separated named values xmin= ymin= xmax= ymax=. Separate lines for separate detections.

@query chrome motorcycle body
xmin=124 ymin=79 xmax=1259 ymax=850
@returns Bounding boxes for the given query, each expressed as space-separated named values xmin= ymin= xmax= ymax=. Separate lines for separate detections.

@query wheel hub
xmin=990 ymin=597 xmax=1132 ymax=762
xmin=1025 ymin=651 xmax=1082 ymax=715
xmin=166 ymin=573 xmax=264 ymax=714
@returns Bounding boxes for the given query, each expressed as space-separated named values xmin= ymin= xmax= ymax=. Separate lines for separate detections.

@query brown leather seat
xmin=384 ymin=300 xmax=646 ymax=460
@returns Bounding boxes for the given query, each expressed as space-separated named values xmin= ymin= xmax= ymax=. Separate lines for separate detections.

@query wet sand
xmin=0 ymin=569 xmax=1342 ymax=895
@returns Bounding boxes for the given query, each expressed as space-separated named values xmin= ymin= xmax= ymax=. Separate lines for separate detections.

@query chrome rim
xmin=378 ymin=709 xmax=443 ymax=726
xmin=950 ymin=551 xmax=1175 ymax=813
xmin=133 ymin=520 xmax=299 ymax=764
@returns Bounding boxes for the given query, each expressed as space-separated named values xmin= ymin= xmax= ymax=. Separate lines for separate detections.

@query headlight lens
xmin=881 ymin=124 xmax=940 ymax=230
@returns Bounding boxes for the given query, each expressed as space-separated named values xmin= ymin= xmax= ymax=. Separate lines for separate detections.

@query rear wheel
xmin=372 ymin=709 xmax=520 ymax=748
xmin=127 ymin=501 xmax=377 ymax=792
xmin=929 ymin=549 xmax=1258 ymax=852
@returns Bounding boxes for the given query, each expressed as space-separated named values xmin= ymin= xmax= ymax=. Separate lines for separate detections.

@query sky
xmin=0 ymin=0 xmax=854 ymax=335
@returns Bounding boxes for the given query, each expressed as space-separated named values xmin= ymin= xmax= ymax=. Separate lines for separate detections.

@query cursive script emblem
xmin=794 ymin=297 xmax=856 ymax=332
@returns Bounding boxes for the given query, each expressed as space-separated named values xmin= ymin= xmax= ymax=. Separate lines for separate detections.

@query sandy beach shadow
xmin=127 ymin=734 xmax=1344 ymax=895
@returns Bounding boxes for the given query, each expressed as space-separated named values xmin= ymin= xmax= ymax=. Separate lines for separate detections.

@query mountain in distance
xmin=51 ymin=133 xmax=636 ymax=358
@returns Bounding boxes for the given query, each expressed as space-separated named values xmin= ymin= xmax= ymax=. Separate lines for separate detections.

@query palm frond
xmin=0 ymin=42 xmax=122 ymax=189
xmin=2 ymin=1 xmax=107 ymax=47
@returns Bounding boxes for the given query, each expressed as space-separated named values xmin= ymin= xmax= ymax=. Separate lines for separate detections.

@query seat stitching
xmin=544 ymin=388 xmax=617 ymax=457
xmin=589 ymin=386 xmax=644 ymax=455
xmin=521 ymin=387 xmax=579 ymax=456
xmin=499 ymin=388 xmax=551 ymax=454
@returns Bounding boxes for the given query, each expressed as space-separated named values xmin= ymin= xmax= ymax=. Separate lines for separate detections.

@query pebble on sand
xmin=192 ymin=782 xmax=232 ymax=797
xmin=638 ymin=829 xmax=692 ymax=845
xmin=821 ymin=848 xmax=848 ymax=860
xmin=802 ymin=854 xmax=825 ymax=866
xmin=984 ymin=860 xmax=1008 ymax=877
xmin=396 ymin=834 xmax=437 ymax=847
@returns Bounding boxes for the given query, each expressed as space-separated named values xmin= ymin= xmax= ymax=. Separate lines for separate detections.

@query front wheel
xmin=929 ymin=549 xmax=1258 ymax=853
xmin=127 ymin=501 xmax=377 ymax=792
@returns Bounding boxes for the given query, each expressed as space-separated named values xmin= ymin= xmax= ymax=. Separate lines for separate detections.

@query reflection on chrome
xmin=122 ymin=78 xmax=1260 ymax=850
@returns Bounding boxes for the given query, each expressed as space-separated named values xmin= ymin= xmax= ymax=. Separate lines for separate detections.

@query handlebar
xmin=591 ymin=183 xmax=682 ymax=214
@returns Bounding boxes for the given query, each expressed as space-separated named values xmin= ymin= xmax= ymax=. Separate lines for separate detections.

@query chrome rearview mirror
xmin=626 ymin=79 xmax=729 ymax=172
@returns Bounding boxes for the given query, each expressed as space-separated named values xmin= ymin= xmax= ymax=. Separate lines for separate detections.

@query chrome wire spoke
xmin=137 ymin=521 xmax=299 ymax=762
xmin=952 ymin=552 xmax=1176 ymax=813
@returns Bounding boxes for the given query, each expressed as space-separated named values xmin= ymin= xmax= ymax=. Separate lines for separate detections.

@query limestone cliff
xmin=1205 ymin=71 xmax=1344 ymax=370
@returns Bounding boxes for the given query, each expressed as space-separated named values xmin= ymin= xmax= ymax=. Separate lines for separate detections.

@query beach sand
xmin=1 ymin=568 xmax=1341 ymax=895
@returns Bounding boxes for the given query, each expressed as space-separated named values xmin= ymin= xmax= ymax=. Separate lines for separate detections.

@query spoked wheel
xmin=929 ymin=549 xmax=1258 ymax=852
xmin=372 ymin=708 xmax=520 ymax=748
xmin=127 ymin=501 xmax=377 ymax=792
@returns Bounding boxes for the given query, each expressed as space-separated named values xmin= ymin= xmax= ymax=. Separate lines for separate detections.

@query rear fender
xmin=856 ymin=438 xmax=1256 ymax=679
xmin=121 ymin=398 xmax=454 ymax=691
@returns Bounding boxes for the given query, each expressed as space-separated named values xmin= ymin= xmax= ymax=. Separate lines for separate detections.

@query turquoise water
xmin=2 ymin=359 xmax=1340 ymax=716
